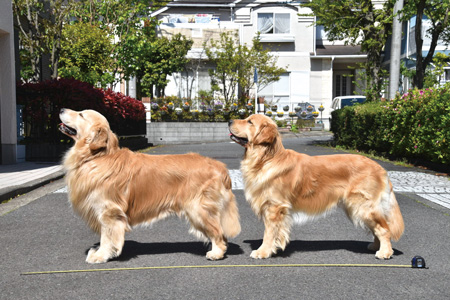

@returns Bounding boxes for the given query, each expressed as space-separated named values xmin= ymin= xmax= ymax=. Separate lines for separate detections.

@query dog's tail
xmin=382 ymin=179 xmax=405 ymax=241
xmin=220 ymin=172 xmax=241 ymax=238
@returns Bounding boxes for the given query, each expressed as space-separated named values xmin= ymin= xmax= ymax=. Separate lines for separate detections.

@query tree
xmin=302 ymin=0 xmax=395 ymax=101
xmin=59 ymin=22 xmax=115 ymax=87
xmin=240 ymin=35 xmax=287 ymax=97
xmin=204 ymin=31 xmax=286 ymax=105
xmin=401 ymin=1 xmax=450 ymax=88
xmin=70 ymin=0 xmax=168 ymax=88
xmin=120 ymin=23 xmax=193 ymax=99
xmin=13 ymin=0 xmax=75 ymax=81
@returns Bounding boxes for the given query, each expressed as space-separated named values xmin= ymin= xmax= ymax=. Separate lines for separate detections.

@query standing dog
xmin=59 ymin=108 xmax=240 ymax=263
xmin=229 ymin=114 xmax=404 ymax=259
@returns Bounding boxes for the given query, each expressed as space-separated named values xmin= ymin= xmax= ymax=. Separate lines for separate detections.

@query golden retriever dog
xmin=59 ymin=108 xmax=240 ymax=263
xmin=229 ymin=114 xmax=404 ymax=260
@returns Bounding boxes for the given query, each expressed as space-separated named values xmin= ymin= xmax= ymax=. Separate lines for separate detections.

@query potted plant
xmin=160 ymin=106 xmax=168 ymax=116
xmin=277 ymin=111 xmax=284 ymax=118
xmin=283 ymin=105 xmax=289 ymax=111
xmin=318 ymin=104 xmax=325 ymax=112
xmin=294 ymin=106 xmax=301 ymax=112
xmin=307 ymin=105 xmax=313 ymax=112
xmin=271 ymin=105 xmax=278 ymax=111
xmin=265 ymin=111 xmax=273 ymax=117
xmin=289 ymin=111 xmax=297 ymax=117
xmin=151 ymin=102 xmax=159 ymax=111
xmin=183 ymin=101 xmax=190 ymax=111
xmin=230 ymin=103 xmax=238 ymax=111
xmin=167 ymin=102 xmax=174 ymax=111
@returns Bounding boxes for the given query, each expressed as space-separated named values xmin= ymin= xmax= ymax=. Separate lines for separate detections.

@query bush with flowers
xmin=16 ymin=78 xmax=146 ymax=143
xmin=331 ymin=84 xmax=450 ymax=164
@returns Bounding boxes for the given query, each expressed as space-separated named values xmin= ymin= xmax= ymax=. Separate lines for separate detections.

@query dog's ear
xmin=253 ymin=122 xmax=278 ymax=145
xmin=89 ymin=126 xmax=109 ymax=152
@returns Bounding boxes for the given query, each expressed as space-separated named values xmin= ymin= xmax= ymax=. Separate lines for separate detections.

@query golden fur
xmin=59 ymin=108 xmax=240 ymax=263
xmin=229 ymin=114 xmax=404 ymax=259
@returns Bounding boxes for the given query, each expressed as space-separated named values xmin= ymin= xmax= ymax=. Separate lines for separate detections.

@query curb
xmin=0 ymin=170 xmax=65 ymax=203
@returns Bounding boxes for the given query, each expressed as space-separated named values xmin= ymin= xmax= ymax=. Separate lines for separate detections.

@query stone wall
xmin=147 ymin=122 xmax=230 ymax=145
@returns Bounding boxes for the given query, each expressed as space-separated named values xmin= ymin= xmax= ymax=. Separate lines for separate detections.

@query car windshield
xmin=341 ymin=98 xmax=365 ymax=108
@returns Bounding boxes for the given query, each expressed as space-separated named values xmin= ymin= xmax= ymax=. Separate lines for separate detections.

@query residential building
xmin=0 ymin=0 xmax=18 ymax=164
xmin=152 ymin=0 xmax=369 ymax=129
xmin=383 ymin=15 xmax=450 ymax=93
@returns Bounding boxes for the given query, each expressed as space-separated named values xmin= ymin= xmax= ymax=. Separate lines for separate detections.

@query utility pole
xmin=389 ymin=0 xmax=404 ymax=99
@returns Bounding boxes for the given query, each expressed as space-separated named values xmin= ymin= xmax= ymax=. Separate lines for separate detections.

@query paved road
xmin=1 ymin=137 xmax=450 ymax=299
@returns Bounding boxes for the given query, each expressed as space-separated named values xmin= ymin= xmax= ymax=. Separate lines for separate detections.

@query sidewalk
xmin=0 ymin=162 xmax=64 ymax=203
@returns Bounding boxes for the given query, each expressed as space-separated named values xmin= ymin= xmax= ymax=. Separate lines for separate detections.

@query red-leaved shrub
xmin=17 ymin=78 xmax=145 ymax=143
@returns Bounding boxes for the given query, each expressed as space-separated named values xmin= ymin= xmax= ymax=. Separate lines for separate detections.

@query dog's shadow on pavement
xmin=86 ymin=240 xmax=244 ymax=261
xmin=244 ymin=239 xmax=403 ymax=258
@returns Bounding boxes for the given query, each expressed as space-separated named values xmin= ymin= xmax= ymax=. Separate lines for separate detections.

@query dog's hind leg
xmin=366 ymin=216 xmax=394 ymax=259
xmin=186 ymin=202 xmax=228 ymax=260
xmin=251 ymin=204 xmax=291 ymax=259
xmin=86 ymin=207 xmax=128 ymax=264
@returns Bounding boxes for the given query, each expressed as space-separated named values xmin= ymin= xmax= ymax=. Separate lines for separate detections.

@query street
xmin=1 ymin=136 xmax=450 ymax=299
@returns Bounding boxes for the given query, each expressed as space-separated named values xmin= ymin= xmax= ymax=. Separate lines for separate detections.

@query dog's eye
xmin=247 ymin=120 xmax=253 ymax=125
xmin=79 ymin=113 xmax=84 ymax=118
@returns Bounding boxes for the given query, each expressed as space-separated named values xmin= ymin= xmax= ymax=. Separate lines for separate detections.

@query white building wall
xmin=0 ymin=0 xmax=18 ymax=164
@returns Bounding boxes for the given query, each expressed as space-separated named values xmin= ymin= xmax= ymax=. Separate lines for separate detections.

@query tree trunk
xmin=413 ymin=0 xmax=426 ymax=89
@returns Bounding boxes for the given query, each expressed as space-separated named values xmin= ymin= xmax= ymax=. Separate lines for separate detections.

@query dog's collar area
xmin=59 ymin=123 xmax=77 ymax=136
xmin=229 ymin=133 xmax=248 ymax=146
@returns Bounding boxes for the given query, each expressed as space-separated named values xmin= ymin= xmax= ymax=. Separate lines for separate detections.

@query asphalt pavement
xmin=1 ymin=132 xmax=450 ymax=299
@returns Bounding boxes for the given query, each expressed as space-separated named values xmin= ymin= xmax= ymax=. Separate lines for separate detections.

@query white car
xmin=330 ymin=95 xmax=366 ymax=111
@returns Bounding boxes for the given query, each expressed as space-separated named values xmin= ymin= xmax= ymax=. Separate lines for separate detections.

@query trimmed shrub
xmin=331 ymin=85 xmax=450 ymax=164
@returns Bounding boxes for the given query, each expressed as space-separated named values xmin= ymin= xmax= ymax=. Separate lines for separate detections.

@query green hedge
xmin=331 ymin=85 xmax=450 ymax=164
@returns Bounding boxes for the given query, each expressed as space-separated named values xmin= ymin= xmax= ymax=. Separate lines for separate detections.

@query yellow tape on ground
xmin=21 ymin=263 xmax=412 ymax=275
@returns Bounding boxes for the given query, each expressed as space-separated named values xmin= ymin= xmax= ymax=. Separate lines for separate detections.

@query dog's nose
xmin=228 ymin=120 xmax=234 ymax=126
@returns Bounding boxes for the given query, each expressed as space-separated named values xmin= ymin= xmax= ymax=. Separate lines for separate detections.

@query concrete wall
xmin=0 ymin=0 xmax=18 ymax=164
xmin=147 ymin=122 xmax=230 ymax=145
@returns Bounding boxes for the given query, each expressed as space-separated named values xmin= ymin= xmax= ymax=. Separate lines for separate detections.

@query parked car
xmin=330 ymin=95 xmax=366 ymax=112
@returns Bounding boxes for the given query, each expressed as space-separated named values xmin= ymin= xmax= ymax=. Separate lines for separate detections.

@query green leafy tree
xmin=70 ymin=0 xmax=168 ymax=88
xmin=400 ymin=1 xmax=450 ymax=89
xmin=204 ymin=31 xmax=241 ymax=104
xmin=204 ymin=31 xmax=286 ymax=105
xmin=302 ymin=0 xmax=395 ymax=101
xmin=59 ymin=22 xmax=114 ymax=87
xmin=120 ymin=23 xmax=193 ymax=99
xmin=240 ymin=35 xmax=287 ymax=98
xmin=13 ymin=0 xmax=75 ymax=81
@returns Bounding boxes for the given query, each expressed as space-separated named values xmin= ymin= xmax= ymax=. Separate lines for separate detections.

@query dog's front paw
xmin=375 ymin=249 xmax=393 ymax=260
xmin=250 ymin=248 xmax=272 ymax=259
xmin=206 ymin=250 xmax=225 ymax=261
xmin=86 ymin=248 xmax=109 ymax=264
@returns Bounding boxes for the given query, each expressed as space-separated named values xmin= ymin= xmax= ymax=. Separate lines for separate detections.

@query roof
xmin=315 ymin=45 xmax=365 ymax=56
xmin=167 ymin=0 xmax=239 ymax=5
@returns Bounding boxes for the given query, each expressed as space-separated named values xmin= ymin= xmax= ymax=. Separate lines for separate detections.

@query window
xmin=260 ymin=73 xmax=290 ymax=110
xmin=257 ymin=13 xmax=290 ymax=34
